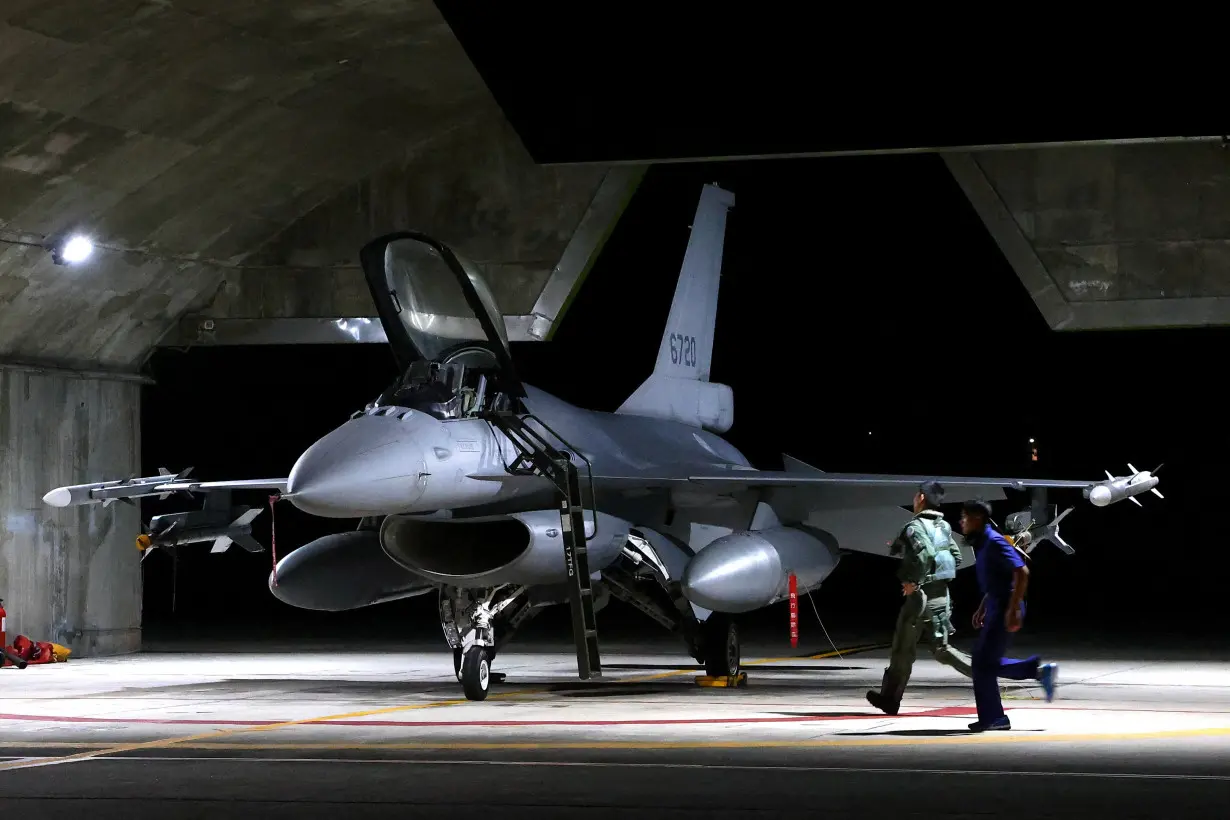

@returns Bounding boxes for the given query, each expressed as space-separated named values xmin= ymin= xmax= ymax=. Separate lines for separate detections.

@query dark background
xmin=140 ymin=156 xmax=1224 ymax=653
xmin=431 ymin=3 xmax=1219 ymax=165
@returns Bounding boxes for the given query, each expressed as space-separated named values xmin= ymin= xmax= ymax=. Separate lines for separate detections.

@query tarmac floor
xmin=0 ymin=638 xmax=1226 ymax=818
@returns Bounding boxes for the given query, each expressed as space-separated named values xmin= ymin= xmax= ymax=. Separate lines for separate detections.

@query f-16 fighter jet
xmin=45 ymin=183 xmax=1156 ymax=700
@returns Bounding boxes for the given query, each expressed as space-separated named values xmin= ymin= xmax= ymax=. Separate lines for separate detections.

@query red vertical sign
xmin=788 ymin=573 xmax=798 ymax=648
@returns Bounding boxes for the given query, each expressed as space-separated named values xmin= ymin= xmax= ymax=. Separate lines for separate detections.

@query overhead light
xmin=1028 ymin=438 xmax=1035 ymax=444
xmin=49 ymin=234 xmax=94 ymax=265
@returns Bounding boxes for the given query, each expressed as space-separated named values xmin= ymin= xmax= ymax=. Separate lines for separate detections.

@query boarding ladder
xmin=485 ymin=411 xmax=602 ymax=680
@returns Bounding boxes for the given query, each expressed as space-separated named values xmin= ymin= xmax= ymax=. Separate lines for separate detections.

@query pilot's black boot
xmin=866 ymin=670 xmax=903 ymax=716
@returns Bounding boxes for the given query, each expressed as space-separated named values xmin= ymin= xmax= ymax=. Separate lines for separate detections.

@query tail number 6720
xmin=669 ymin=333 xmax=697 ymax=368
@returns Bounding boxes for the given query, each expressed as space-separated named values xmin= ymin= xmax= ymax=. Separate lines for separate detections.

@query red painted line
xmin=315 ymin=706 xmax=980 ymax=728
xmin=0 ymin=707 xmax=976 ymax=729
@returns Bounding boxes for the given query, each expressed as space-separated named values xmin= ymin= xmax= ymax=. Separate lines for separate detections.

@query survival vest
xmin=915 ymin=515 xmax=958 ymax=583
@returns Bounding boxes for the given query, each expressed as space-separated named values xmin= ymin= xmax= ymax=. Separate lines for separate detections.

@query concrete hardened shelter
xmin=2 ymin=3 xmax=1226 ymax=656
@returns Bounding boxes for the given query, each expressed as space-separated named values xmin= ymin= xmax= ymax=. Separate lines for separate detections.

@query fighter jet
xmin=44 ymin=183 xmax=1157 ymax=701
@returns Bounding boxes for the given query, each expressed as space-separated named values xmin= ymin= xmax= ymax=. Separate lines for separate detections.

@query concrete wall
xmin=946 ymin=143 xmax=1230 ymax=330
xmin=0 ymin=368 xmax=141 ymax=656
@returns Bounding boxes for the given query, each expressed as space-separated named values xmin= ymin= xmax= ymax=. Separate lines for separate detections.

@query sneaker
xmin=1038 ymin=662 xmax=1058 ymax=703
xmin=968 ymin=716 xmax=1012 ymax=732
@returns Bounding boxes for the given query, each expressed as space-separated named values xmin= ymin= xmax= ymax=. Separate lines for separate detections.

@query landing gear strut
xmin=440 ymin=585 xmax=524 ymax=701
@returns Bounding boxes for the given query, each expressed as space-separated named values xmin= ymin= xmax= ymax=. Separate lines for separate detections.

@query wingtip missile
xmin=44 ymin=467 xmax=204 ymax=508
xmin=1086 ymin=462 xmax=1163 ymax=508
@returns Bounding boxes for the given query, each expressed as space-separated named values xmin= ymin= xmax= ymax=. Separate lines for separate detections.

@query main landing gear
xmin=604 ymin=533 xmax=743 ymax=679
xmin=702 ymin=613 xmax=741 ymax=678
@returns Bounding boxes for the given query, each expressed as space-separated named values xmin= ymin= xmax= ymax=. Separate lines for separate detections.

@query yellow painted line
xmin=0 ymin=687 xmax=542 ymax=773
xmin=1 ymin=725 xmax=1229 ymax=754
xmin=0 ymin=642 xmax=883 ymax=772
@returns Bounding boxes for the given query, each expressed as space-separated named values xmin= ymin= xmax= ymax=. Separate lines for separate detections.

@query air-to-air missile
xmin=1004 ymin=506 xmax=1075 ymax=555
xmin=136 ymin=497 xmax=264 ymax=558
xmin=42 ymin=467 xmax=195 ymax=508
xmin=1085 ymin=463 xmax=1164 ymax=508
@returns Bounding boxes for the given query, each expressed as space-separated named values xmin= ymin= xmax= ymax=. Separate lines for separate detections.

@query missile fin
xmin=230 ymin=533 xmax=265 ymax=554
xmin=210 ymin=536 xmax=233 ymax=553
xmin=231 ymin=508 xmax=262 ymax=528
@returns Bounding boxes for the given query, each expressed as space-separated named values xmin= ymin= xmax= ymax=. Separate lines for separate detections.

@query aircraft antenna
xmin=806 ymin=588 xmax=844 ymax=660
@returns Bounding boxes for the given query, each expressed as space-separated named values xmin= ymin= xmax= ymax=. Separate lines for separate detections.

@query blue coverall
xmin=970 ymin=523 xmax=1040 ymax=725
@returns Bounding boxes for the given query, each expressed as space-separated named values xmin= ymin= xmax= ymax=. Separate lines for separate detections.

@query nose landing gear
xmin=441 ymin=585 xmax=525 ymax=701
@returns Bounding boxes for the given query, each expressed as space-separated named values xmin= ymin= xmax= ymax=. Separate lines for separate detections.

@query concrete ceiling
xmin=946 ymin=143 xmax=1230 ymax=331
xmin=0 ymin=1 xmax=630 ymax=372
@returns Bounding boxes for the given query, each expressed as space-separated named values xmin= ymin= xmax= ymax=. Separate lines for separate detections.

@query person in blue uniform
xmin=959 ymin=499 xmax=1058 ymax=731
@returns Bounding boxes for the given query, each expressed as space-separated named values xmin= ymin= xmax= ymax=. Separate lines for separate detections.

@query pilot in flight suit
xmin=867 ymin=480 xmax=973 ymax=716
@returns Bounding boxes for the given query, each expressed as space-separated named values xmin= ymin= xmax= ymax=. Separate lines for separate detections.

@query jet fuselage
xmin=284 ymin=383 xmax=753 ymax=523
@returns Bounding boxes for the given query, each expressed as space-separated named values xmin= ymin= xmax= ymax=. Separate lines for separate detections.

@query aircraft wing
xmin=588 ymin=453 xmax=1105 ymax=509
xmin=152 ymin=479 xmax=289 ymax=494
xmin=590 ymin=470 xmax=1092 ymax=492
xmin=680 ymin=471 xmax=1093 ymax=491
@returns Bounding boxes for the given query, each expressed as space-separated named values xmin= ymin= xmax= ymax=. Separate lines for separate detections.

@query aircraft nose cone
xmin=681 ymin=533 xmax=783 ymax=614
xmin=287 ymin=415 xmax=428 ymax=518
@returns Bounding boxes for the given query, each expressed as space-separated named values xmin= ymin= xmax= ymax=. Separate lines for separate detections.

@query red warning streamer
xmin=788 ymin=573 xmax=798 ymax=648
xmin=268 ymin=495 xmax=280 ymax=587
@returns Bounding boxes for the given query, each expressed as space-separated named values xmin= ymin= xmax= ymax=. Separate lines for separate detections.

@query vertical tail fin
xmin=652 ymin=183 xmax=735 ymax=383
xmin=617 ymin=183 xmax=736 ymax=432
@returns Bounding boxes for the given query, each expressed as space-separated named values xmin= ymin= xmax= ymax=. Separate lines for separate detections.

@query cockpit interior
xmin=363 ymin=344 xmax=519 ymax=421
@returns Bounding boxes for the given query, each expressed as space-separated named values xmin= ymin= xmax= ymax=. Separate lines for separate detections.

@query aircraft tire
xmin=461 ymin=646 xmax=491 ymax=701
xmin=703 ymin=615 xmax=740 ymax=678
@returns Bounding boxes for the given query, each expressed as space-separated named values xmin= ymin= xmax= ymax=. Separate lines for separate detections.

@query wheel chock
xmin=694 ymin=672 xmax=748 ymax=688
